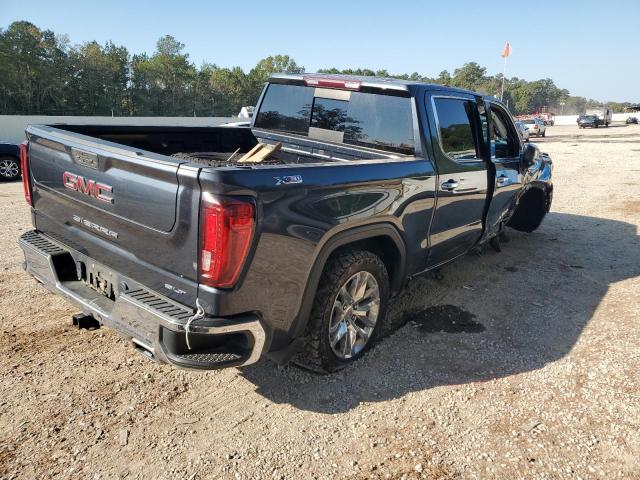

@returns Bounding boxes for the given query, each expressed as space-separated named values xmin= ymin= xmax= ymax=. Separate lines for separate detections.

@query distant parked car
xmin=522 ymin=118 xmax=546 ymax=137
xmin=0 ymin=142 xmax=21 ymax=181
xmin=626 ymin=116 xmax=638 ymax=125
xmin=515 ymin=121 xmax=530 ymax=141
xmin=578 ymin=115 xmax=601 ymax=128
xmin=538 ymin=113 xmax=555 ymax=126
xmin=585 ymin=107 xmax=612 ymax=127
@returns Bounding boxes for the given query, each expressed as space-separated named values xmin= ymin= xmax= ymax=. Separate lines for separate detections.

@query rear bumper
xmin=19 ymin=230 xmax=266 ymax=370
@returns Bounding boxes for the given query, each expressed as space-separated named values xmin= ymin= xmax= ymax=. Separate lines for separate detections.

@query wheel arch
xmin=508 ymin=184 xmax=551 ymax=232
xmin=291 ymin=223 xmax=407 ymax=339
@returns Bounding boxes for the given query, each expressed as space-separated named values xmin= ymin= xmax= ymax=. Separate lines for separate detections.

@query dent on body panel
xmin=489 ymin=164 xmax=523 ymax=230
xmin=494 ymin=166 xmax=520 ymax=187
xmin=537 ymin=157 xmax=553 ymax=182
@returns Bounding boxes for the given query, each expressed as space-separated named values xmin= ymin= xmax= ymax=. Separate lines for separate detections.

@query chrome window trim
xmin=430 ymin=94 xmax=484 ymax=165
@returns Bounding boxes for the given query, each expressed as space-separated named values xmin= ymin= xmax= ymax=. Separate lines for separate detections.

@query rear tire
xmin=295 ymin=248 xmax=389 ymax=373
xmin=0 ymin=156 xmax=20 ymax=182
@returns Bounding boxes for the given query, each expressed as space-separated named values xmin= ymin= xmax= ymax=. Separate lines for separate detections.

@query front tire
xmin=0 ymin=156 xmax=21 ymax=182
xmin=296 ymin=249 xmax=389 ymax=373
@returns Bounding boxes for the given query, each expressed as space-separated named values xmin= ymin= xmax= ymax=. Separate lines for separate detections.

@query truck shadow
xmin=240 ymin=212 xmax=639 ymax=413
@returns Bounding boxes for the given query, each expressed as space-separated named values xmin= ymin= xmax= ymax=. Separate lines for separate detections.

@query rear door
xmin=425 ymin=94 xmax=489 ymax=266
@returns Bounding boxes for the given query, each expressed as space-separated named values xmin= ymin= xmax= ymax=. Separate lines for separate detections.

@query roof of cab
xmin=269 ymin=73 xmax=486 ymax=98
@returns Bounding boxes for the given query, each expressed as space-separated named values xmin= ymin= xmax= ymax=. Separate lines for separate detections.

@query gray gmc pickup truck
xmin=18 ymin=74 xmax=553 ymax=372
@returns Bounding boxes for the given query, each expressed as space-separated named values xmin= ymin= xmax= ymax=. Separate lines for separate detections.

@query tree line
xmin=0 ymin=21 xmax=633 ymax=117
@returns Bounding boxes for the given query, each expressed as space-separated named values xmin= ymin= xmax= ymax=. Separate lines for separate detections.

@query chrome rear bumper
xmin=19 ymin=230 xmax=266 ymax=369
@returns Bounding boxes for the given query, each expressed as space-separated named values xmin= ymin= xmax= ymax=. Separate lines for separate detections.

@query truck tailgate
xmin=26 ymin=125 xmax=201 ymax=305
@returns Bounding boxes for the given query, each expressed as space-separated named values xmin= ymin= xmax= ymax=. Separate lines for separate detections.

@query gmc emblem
xmin=63 ymin=172 xmax=114 ymax=204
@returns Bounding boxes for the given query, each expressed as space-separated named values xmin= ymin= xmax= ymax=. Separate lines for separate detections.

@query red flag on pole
xmin=501 ymin=42 xmax=512 ymax=58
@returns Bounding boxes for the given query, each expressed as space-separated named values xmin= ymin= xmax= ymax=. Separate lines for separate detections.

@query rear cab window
xmin=254 ymin=83 xmax=415 ymax=155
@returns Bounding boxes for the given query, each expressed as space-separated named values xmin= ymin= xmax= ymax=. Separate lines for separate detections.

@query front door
xmin=485 ymin=101 xmax=523 ymax=234
xmin=425 ymin=94 xmax=489 ymax=267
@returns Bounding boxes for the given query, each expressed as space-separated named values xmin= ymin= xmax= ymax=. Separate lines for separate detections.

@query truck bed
xmin=24 ymin=122 xmax=408 ymax=312
xmin=53 ymin=124 xmax=399 ymax=168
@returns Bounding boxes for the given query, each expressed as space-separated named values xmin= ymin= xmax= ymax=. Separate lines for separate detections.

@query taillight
xmin=533 ymin=125 xmax=539 ymax=129
xmin=199 ymin=196 xmax=255 ymax=288
xmin=20 ymin=141 xmax=32 ymax=205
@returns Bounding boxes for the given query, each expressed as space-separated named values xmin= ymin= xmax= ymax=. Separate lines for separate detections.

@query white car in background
xmin=522 ymin=118 xmax=546 ymax=138
xmin=515 ymin=121 xmax=530 ymax=142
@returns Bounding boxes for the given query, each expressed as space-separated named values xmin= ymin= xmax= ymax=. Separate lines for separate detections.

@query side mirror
xmin=521 ymin=143 xmax=537 ymax=168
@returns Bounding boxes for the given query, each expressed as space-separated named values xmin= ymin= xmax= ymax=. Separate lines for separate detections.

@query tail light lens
xmin=199 ymin=197 xmax=255 ymax=288
xmin=20 ymin=141 xmax=32 ymax=205
xmin=533 ymin=125 xmax=539 ymax=129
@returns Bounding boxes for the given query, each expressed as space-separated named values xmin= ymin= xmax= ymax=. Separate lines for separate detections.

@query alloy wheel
xmin=0 ymin=159 xmax=19 ymax=179
xmin=328 ymin=271 xmax=380 ymax=359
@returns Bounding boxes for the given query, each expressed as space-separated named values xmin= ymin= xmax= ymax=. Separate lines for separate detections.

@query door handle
xmin=440 ymin=179 xmax=459 ymax=191
xmin=496 ymin=175 xmax=509 ymax=185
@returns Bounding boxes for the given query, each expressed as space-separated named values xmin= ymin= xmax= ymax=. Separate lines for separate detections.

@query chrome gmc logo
xmin=63 ymin=172 xmax=114 ymax=204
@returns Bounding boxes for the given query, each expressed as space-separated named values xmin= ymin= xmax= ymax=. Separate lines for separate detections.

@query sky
xmin=1 ymin=0 xmax=639 ymax=102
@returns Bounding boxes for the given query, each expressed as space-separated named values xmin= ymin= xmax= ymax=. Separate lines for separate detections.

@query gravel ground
xmin=1 ymin=124 xmax=639 ymax=480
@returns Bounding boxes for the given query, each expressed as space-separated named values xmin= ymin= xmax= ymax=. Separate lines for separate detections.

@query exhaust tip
xmin=132 ymin=338 xmax=156 ymax=361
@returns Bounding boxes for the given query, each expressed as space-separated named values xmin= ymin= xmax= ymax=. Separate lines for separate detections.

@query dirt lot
xmin=1 ymin=124 xmax=639 ymax=480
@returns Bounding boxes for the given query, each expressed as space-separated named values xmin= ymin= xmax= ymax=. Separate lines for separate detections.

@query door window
xmin=433 ymin=97 xmax=481 ymax=162
xmin=488 ymin=104 xmax=519 ymax=159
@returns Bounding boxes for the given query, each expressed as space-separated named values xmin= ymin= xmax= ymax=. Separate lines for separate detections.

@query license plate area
xmin=79 ymin=260 xmax=116 ymax=300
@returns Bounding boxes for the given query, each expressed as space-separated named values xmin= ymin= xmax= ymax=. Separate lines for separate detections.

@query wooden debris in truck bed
xmin=237 ymin=142 xmax=282 ymax=163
